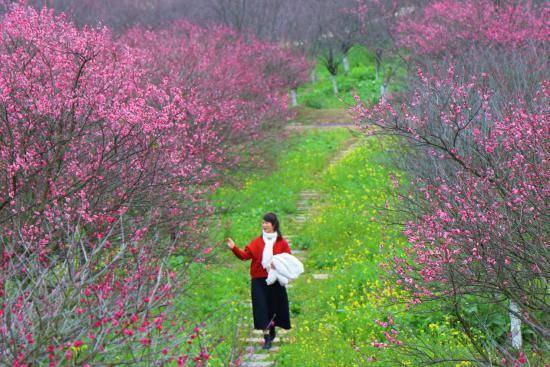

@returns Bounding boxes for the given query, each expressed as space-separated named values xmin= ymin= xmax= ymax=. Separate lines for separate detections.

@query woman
xmin=226 ymin=212 xmax=292 ymax=350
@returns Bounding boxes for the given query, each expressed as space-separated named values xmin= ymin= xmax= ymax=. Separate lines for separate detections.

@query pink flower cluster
xmin=395 ymin=0 xmax=549 ymax=55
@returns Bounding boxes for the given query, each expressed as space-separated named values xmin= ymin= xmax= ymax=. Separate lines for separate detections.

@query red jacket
xmin=231 ymin=235 xmax=292 ymax=278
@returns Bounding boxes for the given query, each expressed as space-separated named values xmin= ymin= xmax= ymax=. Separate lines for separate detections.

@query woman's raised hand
xmin=226 ymin=238 xmax=235 ymax=249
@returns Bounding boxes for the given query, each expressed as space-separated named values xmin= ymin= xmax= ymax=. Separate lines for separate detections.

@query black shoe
xmin=262 ymin=334 xmax=272 ymax=349
xmin=269 ymin=327 xmax=276 ymax=341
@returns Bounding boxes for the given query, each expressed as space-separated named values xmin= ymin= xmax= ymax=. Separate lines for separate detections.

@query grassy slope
xmin=275 ymin=138 xmax=475 ymax=367
xmin=297 ymin=46 xmax=383 ymax=110
xmin=275 ymin=138 xmax=404 ymax=366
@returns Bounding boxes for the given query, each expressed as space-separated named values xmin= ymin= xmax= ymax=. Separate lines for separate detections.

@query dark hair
xmin=263 ymin=212 xmax=282 ymax=239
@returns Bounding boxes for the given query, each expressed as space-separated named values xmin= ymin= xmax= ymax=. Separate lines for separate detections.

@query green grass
xmin=176 ymin=128 xmax=354 ymax=364
xmin=274 ymin=138 xmax=403 ymax=366
xmin=274 ymin=138 xmax=474 ymax=366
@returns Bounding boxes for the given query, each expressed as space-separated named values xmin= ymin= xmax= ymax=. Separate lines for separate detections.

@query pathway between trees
xmin=238 ymin=122 xmax=358 ymax=367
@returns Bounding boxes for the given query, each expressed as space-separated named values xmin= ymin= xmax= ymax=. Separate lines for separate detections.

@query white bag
xmin=266 ymin=253 xmax=304 ymax=286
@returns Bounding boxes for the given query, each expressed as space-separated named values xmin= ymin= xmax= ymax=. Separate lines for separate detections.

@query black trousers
xmin=251 ymin=277 xmax=291 ymax=330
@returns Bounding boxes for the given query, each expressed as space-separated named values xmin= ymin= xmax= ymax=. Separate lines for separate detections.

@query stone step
xmin=300 ymin=196 xmax=321 ymax=201
xmin=241 ymin=361 xmax=275 ymax=367
xmin=248 ymin=354 xmax=270 ymax=361
xmin=301 ymin=190 xmax=321 ymax=195
xmin=247 ymin=346 xmax=281 ymax=353
xmin=300 ymin=195 xmax=321 ymax=199
xmin=297 ymin=198 xmax=313 ymax=202
xmin=246 ymin=346 xmax=280 ymax=354
xmin=328 ymin=142 xmax=360 ymax=166
xmin=312 ymin=273 xmax=330 ymax=280
xmin=252 ymin=329 xmax=289 ymax=335
xmin=244 ymin=337 xmax=280 ymax=343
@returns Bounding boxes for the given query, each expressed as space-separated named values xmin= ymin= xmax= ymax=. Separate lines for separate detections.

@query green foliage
xmin=347 ymin=45 xmax=376 ymax=68
xmin=292 ymin=233 xmax=313 ymax=250
xmin=295 ymin=45 xmax=401 ymax=109
xmin=349 ymin=65 xmax=376 ymax=81
xmin=303 ymin=95 xmax=323 ymax=109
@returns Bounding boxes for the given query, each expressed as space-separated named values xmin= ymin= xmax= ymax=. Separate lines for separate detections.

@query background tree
xmin=352 ymin=1 xmax=549 ymax=365
xmin=354 ymin=0 xmax=420 ymax=100
xmin=0 ymin=3 xmax=307 ymax=365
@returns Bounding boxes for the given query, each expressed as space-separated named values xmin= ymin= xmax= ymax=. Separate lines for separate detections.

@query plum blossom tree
xmin=354 ymin=64 xmax=549 ymax=367
xmin=353 ymin=0 xmax=417 ymax=100
xmin=352 ymin=1 xmax=549 ymax=365
xmin=0 ymin=3 xmax=307 ymax=365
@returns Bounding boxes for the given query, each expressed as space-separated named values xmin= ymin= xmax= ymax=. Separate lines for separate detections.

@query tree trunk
xmin=342 ymin=55 xmax=350 ymax=75
xmin=380 ymin=83 xmax=387 ymax=103
xmin=375 ymin=49 xmax=382 ymax=81
xmin=330 ymin=75 xmax=338 ymax=94
xmin=310 ymin=69 xmax=317 ymax=84
xmin=290 ymin=89 xmax=298 ymax=107
xmin=510 ymin=299 xmax=523 ymax=349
